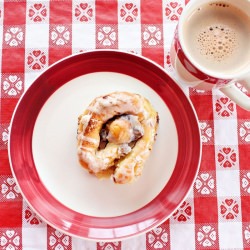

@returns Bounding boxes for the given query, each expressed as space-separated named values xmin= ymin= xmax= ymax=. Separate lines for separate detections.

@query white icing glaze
xmin=78 ymin=135 xmax=99 ymax=145
xmin=87 ymin=93 xmax=145 ymax=121
xmin=80 ymin=151 xmax=106 ymax=172
xmin=80 ymin=114 xmax=91 ymax=130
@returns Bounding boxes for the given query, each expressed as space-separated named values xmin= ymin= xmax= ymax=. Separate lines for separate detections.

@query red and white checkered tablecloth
xmin=0 ymin=0 xmax=250 ymax=249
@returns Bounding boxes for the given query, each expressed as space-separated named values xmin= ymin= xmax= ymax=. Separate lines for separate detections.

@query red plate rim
xmin=8 ymin=50 xmax=201 ymax=241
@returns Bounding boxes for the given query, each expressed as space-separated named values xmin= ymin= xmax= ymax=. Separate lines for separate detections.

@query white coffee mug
xmin=171 ymin=0 xmax=250 ymax=110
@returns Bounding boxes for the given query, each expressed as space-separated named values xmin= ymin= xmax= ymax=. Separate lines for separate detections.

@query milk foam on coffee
xmin=183 ymin=2 xmax=250 ymax=75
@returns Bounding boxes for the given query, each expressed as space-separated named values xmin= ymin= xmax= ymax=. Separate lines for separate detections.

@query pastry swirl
xmin=77 ymin=91 xmax=158 ymax=184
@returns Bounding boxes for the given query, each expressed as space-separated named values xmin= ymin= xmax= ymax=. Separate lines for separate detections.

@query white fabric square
xmin=72 ymin=237 xmax=97 ymax=250
xmin=170 ymin=223 xmax=195 ymax=249
xmin=24 ymin=72 xmax=43 ymax=90
xmin=216 ymin=170 xmax=240 ymax=197
xmin=118 ymin=24 xmax=141 ymax=51
xmin=163 ymin=22 xmax=176 ymax=47
xmin=121 ymin=234 xmax=146 ymax=250
xmin=214 ymin=119 xmax=238 ymax=145
xmin=22 ymin=228 xmax=47 ymax=250
xmin=25 ymin=24 xmax=49 ymax=48
xmin=72 ymin=23 xmax=95 ymax=50
xmin=218 ymin=222 xmax=243 ymax=249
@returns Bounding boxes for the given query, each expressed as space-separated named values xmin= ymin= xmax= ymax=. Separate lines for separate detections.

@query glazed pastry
xmin=77 ymin=91 xmax=159 ymax=184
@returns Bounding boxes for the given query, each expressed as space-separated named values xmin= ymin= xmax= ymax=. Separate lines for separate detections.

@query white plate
xmin=9 ymin=50 xmax=201 ymax=240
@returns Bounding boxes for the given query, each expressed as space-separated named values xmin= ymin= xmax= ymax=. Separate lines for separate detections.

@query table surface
xmin=1 ymin=0 xmax=250 ymax=249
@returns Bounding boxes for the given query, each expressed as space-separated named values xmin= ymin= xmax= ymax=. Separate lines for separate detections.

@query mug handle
xmin=220 ymin=78 xmax=250 ymax=111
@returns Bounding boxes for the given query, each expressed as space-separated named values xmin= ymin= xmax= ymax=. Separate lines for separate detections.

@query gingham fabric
xmin=0 ymin=1 xmax=250 ymax=249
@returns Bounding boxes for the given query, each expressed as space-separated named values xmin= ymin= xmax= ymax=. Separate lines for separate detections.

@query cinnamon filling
xmin=99 ymin=114 xmax=144 ymax=151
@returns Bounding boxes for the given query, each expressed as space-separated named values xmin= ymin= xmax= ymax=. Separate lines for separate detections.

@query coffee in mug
xmin=171 ymin=0 xmax=250 ymax=111
xmin=183 ymin=2 xmax=250 ymax=75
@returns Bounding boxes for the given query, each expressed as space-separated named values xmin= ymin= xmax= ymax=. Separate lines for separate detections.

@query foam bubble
xmin=209 ymin=2 xmax=229 ymax=8
xmin=196 ymin=24 xmax=238 ymax=62
xmin=184 ymin=1 xmax=250 ymax=74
